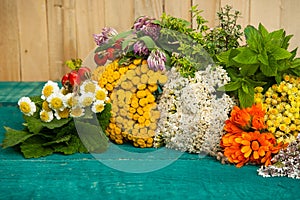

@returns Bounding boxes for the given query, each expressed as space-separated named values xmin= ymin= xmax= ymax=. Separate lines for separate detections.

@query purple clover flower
xmin=133 ymin=41 xmax=149 ymax=56
xmin=147 ymin=49 xmax=167 ymax=71
xmin=93 ymin=27 xmax=118 ymax=46
xmin=133 ymin=16 xmax=161 ymax=40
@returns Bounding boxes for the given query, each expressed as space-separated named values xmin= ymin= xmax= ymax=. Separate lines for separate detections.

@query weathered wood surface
xmin=0 ymin=82 xmax=300 ymax=199
xmin=1 ymin=0 xmax=300 ymax=81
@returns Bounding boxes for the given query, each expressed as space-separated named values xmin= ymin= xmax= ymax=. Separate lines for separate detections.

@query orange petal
xmin=253 ymin=151 xmax=259 ymax=159
xmin=241 ymin=145 xmax=251 ymax=153
xmin=241 ymin=139 xmax=250 ymax=146
xmin=251 ymin=141 xmax=260 ymax=151
xmin=258 ymin=148 xmax=265 ymax=157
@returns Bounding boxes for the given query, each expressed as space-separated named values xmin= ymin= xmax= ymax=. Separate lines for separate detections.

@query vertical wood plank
xmin=280 ymin=0 xmax=300 ymax=55
xmin=47 ymin=0 xmax=64 ymax=81
xmin=62 ymin=0 xmax=77 ymax=68
xmin=0 ymin=0 xmax=21 ymax=81
xmin=104 ymin=0 xmax=135 ymax=32
xmin=17 ymin=0 xmax=50 ymax=81
xmin=192 ymin=0 xmax=220 ymax=28
xmin=250 ymin=0 xmax=281 ymax=31
xmin=75 ymin=0 xmax=105 ymax=61
xmin=134 ymin=0 xmax=164 ymax=20
xmin=164 ymin=0 xmax=192 ymax=22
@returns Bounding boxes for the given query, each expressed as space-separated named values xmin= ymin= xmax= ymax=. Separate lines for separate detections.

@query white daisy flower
xmin=41 ymin=80 xmax=60 ymax=100
xmin=70 ymin=106 xmax=85 ymax=118
xmin=94 ymin=87 xmax=109 ymax=102
xmin=79 ymin=80 xmax=97 ymax=94
xmin=78 ymin=92 xmax=95 ymax=107
xmin=18 ymin=97 xmax=36 ymax=116
xmin=91 ymin=100 xmax=106 ymax=113
xmin=47 ymin=92 xmax=66 ymax=111
xmin=40 ymin=109 xmax=54 ymax=122
xmin=64 ymin=93 xmax=79 ymax=108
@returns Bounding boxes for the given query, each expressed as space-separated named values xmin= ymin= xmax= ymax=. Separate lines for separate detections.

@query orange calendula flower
xmin=230 ymin=106 xmax=251 ymax=129
xmin=221 ymin=131 xmax=284 ymax=167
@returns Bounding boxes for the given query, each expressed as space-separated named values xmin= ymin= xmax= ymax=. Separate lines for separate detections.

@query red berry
xmin=106 ymin=47 xmax=115 ymax=60
xmin=114 ymin=39 xmax=123 ymax=50
xmin=69 ymin=71 xmax=81 ymax=87
xmin=61 ymin=73 xmax=70 ymax=88
xmin=78 ymin=67 xmax=91 ymax=81
xmin=94 ymin=53 xmax=108 ymax=66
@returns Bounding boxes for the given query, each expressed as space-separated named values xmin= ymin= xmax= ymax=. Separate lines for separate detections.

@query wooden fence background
xmin=1 ymin=0 xmax=300 ymax=81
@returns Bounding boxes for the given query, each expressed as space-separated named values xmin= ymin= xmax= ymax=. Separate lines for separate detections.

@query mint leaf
xmin=240 ymin=64 xmax=259 ymax=76
xmin=238 ymin=87 xmax=254 ymax=108
xmin=271 ymin=47 xmax=291 ymax=60
xmin=257 ymin=50 xmax=268 ymax=65
xmin=244 ymin=25 xmax=263 ymax=52
xmin=20 ymin=136 xmax=54 ymax=158
xmin=233 ymin=48 xmax=258 ymax=64
xmin=218 ymin=79 xmax=241 ymax=92
xmin=2 ymin=127 xmax=33 ymax=148
xmin=260 ymin=63 xmax=277 ymax=76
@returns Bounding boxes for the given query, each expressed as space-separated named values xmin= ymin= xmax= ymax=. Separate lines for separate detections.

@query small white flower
xmin=70 ymin=106 xmax=85 ymax=118
xmin=80 ymin=80 xmax=97 ymax=94
xmin=40 ymin=109 xmax=54 ymax=122
xmin=78 ymin=92 xmax=95 ymax=107
xmin=91 ymin=100 xmax=106 ymax=113
xmin=41 ymin=80 xmax=60 ymax=100
xmin=94 ymin=87 xmax=109 ymax=102
xmin=54 ymin=108 xmax=70 ymax=120
xmin=47 ymin=92 xmax=66 ymax=111
xmin=18 ymin=97 xmax=36 ymax=116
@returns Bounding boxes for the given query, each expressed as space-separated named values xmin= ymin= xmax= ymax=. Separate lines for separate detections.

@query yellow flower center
xmin=84 ymin=82 xmax=96 ymax=93
xmin=40 ymin=110 xmax=50 ymax=122
xmin=71 ymin=107 xmax=84 ymax=117
xmin=82 ymin=97 xmax=94 ymax=107
xmin=43 ymin=85 xmax=54 ymax=98
xmin=57 ymin=108 xmax=69 ymax=118
xmin=19 ymin=102 xmax=31 ymax=113
xmin=95 ymin=90 xmax=107 ymax=101
xmin=50 ymin=97 xmax=63 ymax=109
xmin=95 ymin=104 xmax=105 ymax=112
xmin=42 ymin=101 xmax=52 ymax=112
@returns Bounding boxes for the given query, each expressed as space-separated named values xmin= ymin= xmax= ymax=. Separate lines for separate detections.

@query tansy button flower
xmin=41 ymin=80 xmax=60 ymax=100
xmin=18 ymin=97 xmax=36 ymax=116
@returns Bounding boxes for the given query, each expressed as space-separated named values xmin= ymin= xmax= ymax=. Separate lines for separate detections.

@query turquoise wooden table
xmin=0 ymin=82 xmax=299 ymax=200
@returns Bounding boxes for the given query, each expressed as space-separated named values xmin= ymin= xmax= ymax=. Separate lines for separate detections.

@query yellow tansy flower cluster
xmin=95 ymin=58 xmax=168 ymax=147
xmin=254 ymin=74 xmax=300 ymax=144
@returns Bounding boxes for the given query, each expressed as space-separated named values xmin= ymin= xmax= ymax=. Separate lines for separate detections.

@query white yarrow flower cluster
xmin=154 ymin=65 xmax=235 ymax=155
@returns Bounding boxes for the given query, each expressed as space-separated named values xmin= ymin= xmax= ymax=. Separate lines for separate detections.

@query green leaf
xmin=20 ymin=136 xmax=54 ymax=158
xmin=271 ymin=47 xmax=292 ymax=60
xmin=260 ymin=63 xmax=277 ymax=77
xmin=42 ymin=134 xmax=72 ymax=146
xmin=233 ymin=48 xmax=258 ymax=64
xmin=2 ymin=127 xmax=34 ymax=148
xmin=23 ymin=115 xmax=43 ymax=134
xmin=54 ymin=135 xmax=88 ymax=155
xmin=139 ymin=36 xmax=156 ymax=50
xmin=257 ymin=50 xmax=268 ymax=66
xmin=242 ymin=82 xmax=249 ymax=94
xmin=265 ymin=29 xmax=285 ymax=49
xmin=41 ymin=118 xmax=71 ymax=129
xmin=282 ymin=34 xmax=293 ymax=49
xmin=258 ymin=23 xmax=269 ymax=38
xmin=238 ymin=87 xmax=254 ymax=108
xmin=112 ymin=30 xmax=133 ymax=41
xmin=218 ymin=79 xmax=241 ymax=92
xmin=244 ymin=25 xmax=263 ymax=52
xmin=240 ymin=64 xmax=259 ymax=76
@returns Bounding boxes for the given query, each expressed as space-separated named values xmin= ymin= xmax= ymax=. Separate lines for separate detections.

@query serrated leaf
xmin=260 ymin=63 xmax=277 ymax=77
xmin=240 ymin=64 xmax=259 ymax=76
xmin=41 ymin=118 xmax=71 ymax=129
xmin=265 ymin=29 xmax=285 ymax=49
xmin=282 ymin=34 xmax=293 ymax=49
xmin=257 ymin=50 xmax=268 ymax=65
xmin=23 ymin=115 xmax=43 ymax=134
xmin=54 ymin=135 xmax=88 ymax=154
xmin=238 ymin=87 xmax=254 ymax=108
xmin=258 ymin=23 xmax=269 ymax=38
xmin=20 ymin=136 xmax=54 ymax=158
xmin=218 ymin=79 xmax=241 ymax=92
xmin=139 ymin=36 xmax=156 ymax=50
xmin=2 ymin=127 xmax=34 ymax=148
xmin=244 ymin=25 xmax=263 ymax=52
xmin=271 ymin=47 xmax=291 ymax=60
xmin=233 ymin=48 xmax=258 ymax=64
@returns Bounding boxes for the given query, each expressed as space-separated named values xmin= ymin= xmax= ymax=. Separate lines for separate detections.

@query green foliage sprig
xmin=218 ymin=23 xmax=300 ymax=108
